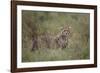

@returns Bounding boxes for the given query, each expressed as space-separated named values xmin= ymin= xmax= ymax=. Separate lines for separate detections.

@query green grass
xmin=22 ymin=10 xmax=90 ymax=62
xmin=22 ymin=47 xmax=89 ymax=62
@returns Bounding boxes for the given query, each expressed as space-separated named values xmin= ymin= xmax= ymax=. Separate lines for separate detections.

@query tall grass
xmin=22 ymin=10 xmax=90 ymax=62
xmin=22 ymin=48 xmax=89 ymax=62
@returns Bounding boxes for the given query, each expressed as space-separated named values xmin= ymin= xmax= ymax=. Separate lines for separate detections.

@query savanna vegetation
xmin=22 ymin=10 xmax=90 ymax=62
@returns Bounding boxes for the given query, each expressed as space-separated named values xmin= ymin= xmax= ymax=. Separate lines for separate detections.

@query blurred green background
xmin=22 ymin=10 xmax=90 ymax=62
